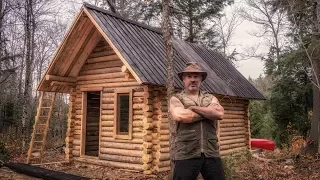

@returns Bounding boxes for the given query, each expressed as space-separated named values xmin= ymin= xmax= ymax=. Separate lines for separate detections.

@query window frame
xmin=113 ymin=89 xmax=133 ymax=140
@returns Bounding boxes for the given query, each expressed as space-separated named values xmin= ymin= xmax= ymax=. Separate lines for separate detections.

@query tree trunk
xmin=21 ymin=0 xmax=33 ymax=149
xmin=162 ymin=0 xmax=175 ymax=178
xmin=305 ymin=0 xmax=320 ymax=154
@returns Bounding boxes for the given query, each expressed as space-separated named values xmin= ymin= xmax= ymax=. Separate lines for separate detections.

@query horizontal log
xmin=134 ymin=110 xmax=143 ymax=115
xmin=86 ymin=54 xmax=119 ymax=64
xmin=77 ymin=78 xmax=133 ymax=85
xmin=223 ymin=114 xmax=244 ymax=119
xmin=101 ymin=121 xmax=113 ymax=127
xmin=101 ymin=104 xmax=114 ymax=110
xmin=101 ymin=115 xmax=114 ymax=121
xmin=133 ymin=91 xmax=144 ymax=97
xmin=144 ymin=111 xmax=153 ymax=118
xmin=50 ymin=81 xmax=76 ymax=87
xmin=81 ymin=60 xmax=122 ymax=71
xmin=79 ymin=81 xmax=139 ymax=88
xmin=133 ymin=121 xmax=143 ymax=127
xmin=220 ymin=122 xmax=245 ymax=128
xmin=154 ymin=160 xmax=170 ymax=168
xmin=100 ymin=148 xmax=142 ymax=157
xmin=99 ymin=154 xmax=142 ymax=164
xmin=156 ymin=152 xmax=170 ymax=161
xmin=79 ymin=66 xmax=122 ymax=76
xmin=77 ymin=72 xmax=126 ymax=81
xmin=220 ymin=142 xmax=247 ymax=151
xmin=223 ymin=106 xmax=245 ymax=111
xmin=72 ymin=150 xmax=80 ymax=157
xmin=79 ymin=87 xmax=103 ymax=92
xmin=46 ymin=75 xmax=76 ymax=83
xmin=133 ymin=103 xmax=143 ymax=110
xmin=220 ymin=126 xmax=246 ymax=132
xmin=220 ymin=138 xmax=247 ymax=146
xmin=220 ymin=130 xmax=246 ymax=137
xmin=101 ymin=131 xmax=113 ymax=137
xmin=102 ymin=93 xmax=113 ymax=98
xmin=220 ymin=119 xmax=245 ymax=124
xmin=73 ymin=139 xmax=80 ymax=146
xmin=133 ymin=127 xmax=143 ymax=132
xmin=101 ymin=110 xmax=113 ymax=115
xmin=100 ymin=142 xmax=143 ymax=150
xmin=100 ymin=137 xmax=143 ymax=144
xmin=160 ymin=135 xmax=169 ymax=141
xmin=133 ymin=97 xmax=144 ymax=103
xmin=101 ymin=126 xmax=113 ymax=132
xmin=219 ymin=134 xmax=246 ymax=141
xmin=154 ymin=166 xmax=170 ymax=172
xmin=224 ymin=110 xmax=246 ymax=115
xmin=74 ymin=157 xmax=143 ymax=171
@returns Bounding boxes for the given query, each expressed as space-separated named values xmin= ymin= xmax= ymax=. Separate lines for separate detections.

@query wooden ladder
xmin=27 ymin=92 xmax=56 ymax=164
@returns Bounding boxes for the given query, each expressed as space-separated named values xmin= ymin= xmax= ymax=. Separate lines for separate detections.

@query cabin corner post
xmin=245 ymin=100 xmax=251 ymax=150
xmin=151 ymin=87 xmax=170 ymax=173
xmin=65 ymin=90 xmax=76 ymax=161
xmin=142 ymin=86 xmax=154 ymax=174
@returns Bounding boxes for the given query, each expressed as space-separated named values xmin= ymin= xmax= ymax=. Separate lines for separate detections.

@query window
xmin=114 ymin=90 xmax=132 ymax=139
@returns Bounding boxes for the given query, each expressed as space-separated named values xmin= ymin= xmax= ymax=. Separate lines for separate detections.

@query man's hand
xmin=188 ymin=96 xmax=224 ymax=121
xmin=169 ymin=96 xmax=203 ymax=123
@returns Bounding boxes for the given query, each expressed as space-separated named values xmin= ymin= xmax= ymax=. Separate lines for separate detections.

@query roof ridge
xmin=83 ymin=2 xmax=162 ymax=34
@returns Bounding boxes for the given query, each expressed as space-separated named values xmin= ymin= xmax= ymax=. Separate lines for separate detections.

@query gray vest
xmin=174 ymin=91 xmax=220 ymax=160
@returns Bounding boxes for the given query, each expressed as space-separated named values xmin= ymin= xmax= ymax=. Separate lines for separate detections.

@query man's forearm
xmin=189 ymin=106 xmax=223 ymax=120
xmin=172 ymin=108 xmax=204 ymax=123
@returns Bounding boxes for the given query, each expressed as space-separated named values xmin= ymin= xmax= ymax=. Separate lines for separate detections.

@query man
xmin=169 ymin=62 xmax=225 ymax=180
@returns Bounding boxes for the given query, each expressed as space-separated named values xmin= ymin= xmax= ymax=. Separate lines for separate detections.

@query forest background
xmin=0 ymin=0 xmax=319 ymax=161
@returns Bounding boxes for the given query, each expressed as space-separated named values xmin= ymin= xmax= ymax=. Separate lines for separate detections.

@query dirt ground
xmin=1 ymin=150 xmax=320 ymax=180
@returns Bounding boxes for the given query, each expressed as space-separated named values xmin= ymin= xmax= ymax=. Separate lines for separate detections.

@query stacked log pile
xmin=142 ymin=86 xmax=153 ymax=174
xmin=219 ymin=98 xmax=249 ymax=156
xmin=71 ymin=87 xmax=81 ymax=157
xmin=65 ymin=89 xmax=76 ymax=161
xmin=151 ymin=87 xmax=170 ymax=173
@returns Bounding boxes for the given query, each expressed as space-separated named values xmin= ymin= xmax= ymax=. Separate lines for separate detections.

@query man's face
xmin=182 ymin=72 xmax=202 ymax=93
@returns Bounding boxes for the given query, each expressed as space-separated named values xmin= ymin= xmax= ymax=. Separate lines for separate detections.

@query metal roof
xmin=84 ymin=3 xmax=264 ymax=99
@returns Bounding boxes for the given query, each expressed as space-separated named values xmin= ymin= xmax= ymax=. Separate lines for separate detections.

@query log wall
xmin=150 ymin=87 xmax=170 ymax=173
xmin=67 ymin=39 xmax=143 ymax=171
xmin=64 ymin=38 xmax=251 ymax=173
xmin=219 ymin=97 xmax=250 ymax=156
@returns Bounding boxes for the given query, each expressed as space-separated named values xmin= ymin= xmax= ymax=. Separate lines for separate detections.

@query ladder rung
xmin=34 ymin=141 xmax=44 ymax=143
xmin=36 ymin=124 xmax=47 ymax=126
xmin=40 ymin=107 xmax=51 ymax=109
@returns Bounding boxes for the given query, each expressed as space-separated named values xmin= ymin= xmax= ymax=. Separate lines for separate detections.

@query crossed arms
xmin=169 ymin=96 xmax=224 ymax=123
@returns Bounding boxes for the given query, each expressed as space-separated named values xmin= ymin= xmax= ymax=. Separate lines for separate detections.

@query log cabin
xmin=31 ymin=3 xmax=264 ymax=174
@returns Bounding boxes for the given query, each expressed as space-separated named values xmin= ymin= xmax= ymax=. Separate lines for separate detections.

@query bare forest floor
xmin=1 ymin=138 xmax=320 ymax=180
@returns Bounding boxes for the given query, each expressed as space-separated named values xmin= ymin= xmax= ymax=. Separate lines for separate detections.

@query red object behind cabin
xmin=250 ymin=139 xmax=275 ymax=151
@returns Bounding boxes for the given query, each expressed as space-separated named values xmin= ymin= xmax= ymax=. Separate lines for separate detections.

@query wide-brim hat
xmin=178 ymin=62 xmax=207 ymax=81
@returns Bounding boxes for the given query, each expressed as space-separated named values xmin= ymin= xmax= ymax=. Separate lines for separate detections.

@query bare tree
xmin=240 ymin=0 xmax=287 ymax=61
xmin=162 ymin=0 xmax=175 ymax=178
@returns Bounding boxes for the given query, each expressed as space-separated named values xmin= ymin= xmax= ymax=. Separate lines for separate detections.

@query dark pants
xmin=173 ymin=154 xmax=225 ymax=180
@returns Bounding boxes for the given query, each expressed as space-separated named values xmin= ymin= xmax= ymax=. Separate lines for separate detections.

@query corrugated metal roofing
xmin=84 ymin=3 xmax=264 ymax=100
